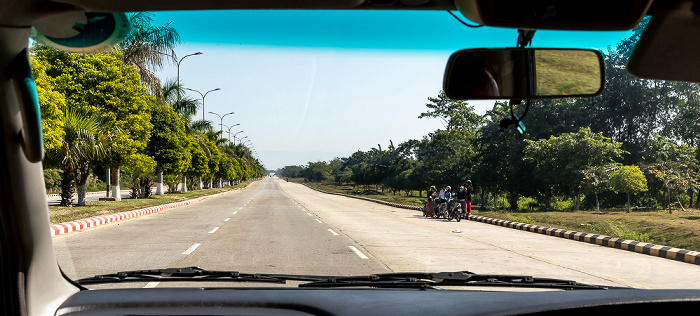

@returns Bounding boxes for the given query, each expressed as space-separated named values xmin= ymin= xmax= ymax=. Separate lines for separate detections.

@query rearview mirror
xmin=443 ymin=48 xmax=604 ymax=100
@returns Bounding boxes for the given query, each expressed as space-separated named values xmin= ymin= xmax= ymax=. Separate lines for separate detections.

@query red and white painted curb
xmin=50 ymin=182 xmax=259 ymax=237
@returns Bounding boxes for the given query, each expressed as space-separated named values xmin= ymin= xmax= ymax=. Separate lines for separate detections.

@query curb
xmin=46 ymin=191 xmax=116 ymax=198
xmin=50 ymin=181 xmax=259 ymax=237
xmin=298 ymin=182 xmax=700 ymax=266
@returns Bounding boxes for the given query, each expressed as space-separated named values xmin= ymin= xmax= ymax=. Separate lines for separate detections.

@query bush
xmin=605 ymin=222 xmax=653 ymax=243
xmin=552 ymin=197 xmax=573 ymax=211
xmin=517 ymin=197 xmax=539 ymax=211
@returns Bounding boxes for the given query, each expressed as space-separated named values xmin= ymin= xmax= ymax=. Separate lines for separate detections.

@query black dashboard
xmin=55 ymin=288 xmax=700 ymax=315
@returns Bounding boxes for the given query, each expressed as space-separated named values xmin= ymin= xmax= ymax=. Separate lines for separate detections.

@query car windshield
xmin=42 ymin=10 xmax=700 ymax=290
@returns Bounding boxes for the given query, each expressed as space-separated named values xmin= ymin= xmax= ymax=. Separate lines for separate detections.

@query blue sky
xmin=151 ymin=10 xmax=632 ymax=169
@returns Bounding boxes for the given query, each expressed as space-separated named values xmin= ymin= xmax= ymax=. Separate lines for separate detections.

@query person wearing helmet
xmin=464 ymin=180 xmax=473 ymax=216
xmin=444 ymin=186 xmax=452 ymax=199
xmin=425 ymin=185 xmax=438 ymax=217
xmin=457 ymin=185 xmax=468 ymax=217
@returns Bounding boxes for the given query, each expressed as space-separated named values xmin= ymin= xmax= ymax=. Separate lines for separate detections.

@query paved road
xmin=46 ymin=190 xmax=130 ymax=206
xmin=53 ymin=177 xmax=700 ymax=290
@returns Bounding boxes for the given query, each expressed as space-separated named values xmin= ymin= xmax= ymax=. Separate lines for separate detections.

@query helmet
xmin=446 ymin=186 xmax=451 ymax=191
xmin=464 ymin=180 xmax=472 ymax=185
xmin=430 ymin=185 xmax=436 ymax=190
xmin=459 ymin=186 xmax=465 ymax=191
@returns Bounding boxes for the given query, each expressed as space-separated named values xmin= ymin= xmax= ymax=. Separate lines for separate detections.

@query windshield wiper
xmin=76 ymin=267 xmax=317 ymax=285
xmin=77 ymin=267 xmax=622 ymax=290
xmin=297 ymin=271 xmax=622 ymax=290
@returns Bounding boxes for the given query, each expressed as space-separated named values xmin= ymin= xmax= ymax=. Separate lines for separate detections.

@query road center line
xmin=348 ymin=246 xmax=369 ymax=259
xmin=315 ymin=219 xmax=322 ymax=223
xmin=233 ymin=211 xmax=238 ymax=215
xmin=328 ymin=229 xmax=339 ymax=236
xmin=307 ymin=213 xmax=313 ymax=216
xmin=209 ymin=227 xmax=219 ymax=234
xmin=224 ymin=218 xmax=230 ymax=222
xmin=182 ymin=243 xmax=201 ymax=255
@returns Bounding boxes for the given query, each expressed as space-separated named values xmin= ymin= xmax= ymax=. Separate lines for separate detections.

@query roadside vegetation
xmin=279 ymin=19 xmax=700 ymax=253
xmin=35 ymin=12 xmax=265 ymax=208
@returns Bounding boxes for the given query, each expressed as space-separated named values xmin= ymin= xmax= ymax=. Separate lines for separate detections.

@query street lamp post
xmin=175 ymin=51 xmax=203 ymax=87
xmin=150 ymin=51 xmax=202 ymax=196
xmin=185 ymin=87 xmax=221 ymax=122
xmin=236 ymin=136 xmax=248 ymax=146
xmin=209 ymin=111 xmax=235 ymax=134
xmin=222 ymin=125 xmax=241 ymax=143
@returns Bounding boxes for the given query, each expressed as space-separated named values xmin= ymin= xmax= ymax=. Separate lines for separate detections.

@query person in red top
xmin=463 ymin=180 xmax=473 ymax=216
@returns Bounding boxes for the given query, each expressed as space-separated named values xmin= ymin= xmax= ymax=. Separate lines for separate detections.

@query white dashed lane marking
xmin=182 ymin=243 xmax=201 ymax=255
xmin=348 ymin=246 xmax=369 ymax=259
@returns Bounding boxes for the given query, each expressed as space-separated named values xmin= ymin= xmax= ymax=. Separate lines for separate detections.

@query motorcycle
xmin=435 ymin=199 xmax=450 ymax=219
xmin=447 ymin=201 xmax=462 ymax=222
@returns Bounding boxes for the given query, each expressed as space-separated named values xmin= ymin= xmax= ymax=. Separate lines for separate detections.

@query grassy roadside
xmin=295 ymin=180 xmax=700 ymax=252
xmin=49 ymin=180 xmax=256 ymax=224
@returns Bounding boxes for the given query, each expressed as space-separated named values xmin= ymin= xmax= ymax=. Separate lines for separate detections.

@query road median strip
xmin=297 ymin=182 xmax=700 ymax=266
xmin=50 ymin=181 xmax=260 ymax=237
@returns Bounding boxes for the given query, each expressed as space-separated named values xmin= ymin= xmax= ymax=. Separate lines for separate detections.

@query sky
xmin=151 ymin=10 xmax=633 ymax=170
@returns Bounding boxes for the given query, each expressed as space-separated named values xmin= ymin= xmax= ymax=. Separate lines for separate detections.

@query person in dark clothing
xmin=463 ymin=180 xmax=473 ymax=216
xmin=457 ymin=185 xmax=468 ymax=217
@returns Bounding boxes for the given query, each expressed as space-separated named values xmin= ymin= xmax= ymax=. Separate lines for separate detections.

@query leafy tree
xmin=123 ymin=153 xmax=156 ymax=199
xmin=609 ymin=165 xmax=648 ymax=212
xmin=32 ymin=46 xmax=155 ymax=200
xmin=642 ymin=135 xmax=698 ymax=210
xmin=582 ymin=163 xmax=620 ymax=211
xmin=185 ymin=136 xmax=209 ymax=188
xmin=524 ymin=127 xmax=625 ymax=210
xmin=29 ymin=56 xmax=64 ymax=151
xmin=147 ymin=103 xmax=191 ymax=190
xmin=279 ymin=165 xmax=304 ymax=178
xmin=419 ymin=91 xmax=483 ymax=131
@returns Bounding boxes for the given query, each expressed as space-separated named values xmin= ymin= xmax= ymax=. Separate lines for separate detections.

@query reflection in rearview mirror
xmin=443 ymin=48 xmax=604 ymax=100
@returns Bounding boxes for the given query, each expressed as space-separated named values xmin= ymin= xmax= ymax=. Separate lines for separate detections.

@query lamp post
xmin=209 ymin=111 xmax=235 ymax=134
xmin=236 ymin=136 xmax=248 ymax=146
xmin=175 ymin=51 xmax=203 ymax=87
xmin=151 ymin=51 xmax=202 ymax=195
xmin=185 ymin=87 xmax=220 ymax=122
xmin=222 ymin=125 xmax=241 ymax=144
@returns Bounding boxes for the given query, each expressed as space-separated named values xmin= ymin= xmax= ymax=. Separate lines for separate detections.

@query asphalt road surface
xmin=46 ymin=190 xmax=130 ymax=206
xmin=53 ymin=177 xmax=700 ymax=290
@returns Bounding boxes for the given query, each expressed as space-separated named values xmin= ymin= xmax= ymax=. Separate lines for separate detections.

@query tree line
xmin=35 ymin=12 xmax=265 ymax=206
xmin=279 ymin=19 xmax=700 ymax=212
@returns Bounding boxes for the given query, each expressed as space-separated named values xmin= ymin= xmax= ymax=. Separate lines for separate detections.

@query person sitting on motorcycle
xmin=457 ymin=185 xmax=468 ymax=217
xmin=444 ymin=186 xmax=452 ymax=200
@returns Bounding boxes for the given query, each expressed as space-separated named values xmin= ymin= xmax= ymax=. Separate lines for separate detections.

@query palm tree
xmin=47 ymin=109 xmax=116 ymax=206
xmin=116 ymin=12 xmax=181 ymax=99
xmin=162 ymin=78 xmax=199 ymax=115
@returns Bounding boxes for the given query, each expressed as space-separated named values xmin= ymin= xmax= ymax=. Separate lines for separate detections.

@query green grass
xmin=49 ymin=180 xmax=256 ymax=224
xmin=298 ymin=180 xmax=700 ymax=252
xmin=535 ymin=50 xmax=602 ymax=96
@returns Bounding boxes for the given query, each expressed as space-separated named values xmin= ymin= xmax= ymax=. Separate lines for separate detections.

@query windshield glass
xmin=43 ymin=10 xmax=700 ymax=290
